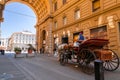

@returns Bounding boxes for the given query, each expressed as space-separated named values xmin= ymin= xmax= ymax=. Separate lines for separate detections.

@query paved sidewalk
xmin=0 ymin=55 xmax=29 ymax=80
xmin=0 ymin=53 xmax=120 ymax=80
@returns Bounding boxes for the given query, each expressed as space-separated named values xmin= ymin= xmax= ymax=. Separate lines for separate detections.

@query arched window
xmin=54 ymin=1 xmax=57 ymax=11
xmin=74 ymin=9 xmax=80 ymax=20
xmin=54 ymin=21 xmax=58 ymax=29
xmin=63 ymin=16 xmax=67 ymax=25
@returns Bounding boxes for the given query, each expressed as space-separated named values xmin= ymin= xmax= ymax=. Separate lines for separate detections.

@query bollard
xmin=1 ymin=50 xmax=4 ymax=55
xmin=94 ymin=60 xmax=104 ymax=80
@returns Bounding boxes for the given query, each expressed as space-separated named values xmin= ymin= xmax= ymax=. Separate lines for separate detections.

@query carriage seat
xmin=73 ymin=41 xmax=80 ymax=47
xmin=69 ymin=44 xmax=79 ymax=51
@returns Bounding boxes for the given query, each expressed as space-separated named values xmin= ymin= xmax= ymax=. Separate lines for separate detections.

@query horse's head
xmin=58 ymin=43 xmax=68 ymax=50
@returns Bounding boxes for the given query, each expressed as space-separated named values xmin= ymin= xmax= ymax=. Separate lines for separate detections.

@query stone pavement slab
xmin=0 ymin=55 xmax=28 ymax=80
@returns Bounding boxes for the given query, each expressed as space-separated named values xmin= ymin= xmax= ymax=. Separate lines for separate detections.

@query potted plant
xmin=28 ymin=47 xmax=33 ymax=54
xmin=27 ymin=44 xmax=35 ymax=54
xmin=14 ymin=47 xmax=22 ymax=54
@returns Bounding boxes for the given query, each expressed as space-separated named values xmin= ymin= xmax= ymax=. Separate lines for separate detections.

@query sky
xmin=1 ymin=2 xmax=37 ymax=38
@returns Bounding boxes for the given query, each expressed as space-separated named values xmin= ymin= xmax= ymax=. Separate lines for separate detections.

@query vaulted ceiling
xmin=5 ymin=0 xmax=52 ymax=23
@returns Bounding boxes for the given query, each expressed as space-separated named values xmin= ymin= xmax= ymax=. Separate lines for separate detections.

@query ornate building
xmin=1 ymin=0 xmax=120 ymax=57
xmin=8 ymin=31 xmax=36 ymax=52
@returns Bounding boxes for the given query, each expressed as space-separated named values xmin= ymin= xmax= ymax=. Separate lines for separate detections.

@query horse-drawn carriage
xmin=59 ymin=39 xmax=120 ymax=74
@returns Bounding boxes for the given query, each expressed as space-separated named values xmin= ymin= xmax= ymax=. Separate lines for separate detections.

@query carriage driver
xmin=78 ymin=32 xmax=85 ymax=42
xmin=73 ymin=32 xmax=85 ymax=47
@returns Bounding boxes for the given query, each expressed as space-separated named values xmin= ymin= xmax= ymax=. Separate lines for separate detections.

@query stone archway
xmin=3 ymin=0 xmax=53 ymax=54
xmin=41 ymin=30 xmax=49 ymax=54
xmin=5 ymin=0 xmax=52 ymax=23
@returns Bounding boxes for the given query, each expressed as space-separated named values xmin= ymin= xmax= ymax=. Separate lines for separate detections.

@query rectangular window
xmin=63 ymin=16 xmax=67 ymax=25
xmin=63 ymin=0 xmax=66 ymax=5
xmin=74 ymin=10 xmax=80 ymax=20
xmin=54 ymin=21 xmax=57 ymax=29
xmin=54 ymin=2 xmax=57 ymax=11
xmin=92 ymin=0 xmax=100 ymax=11
xmin=90 ymin=26 xmax=107 ymax=39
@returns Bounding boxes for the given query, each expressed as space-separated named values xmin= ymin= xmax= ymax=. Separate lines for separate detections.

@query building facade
xmin=36 ymin=0 xmax=120 ymax=57
xmin=1 ymin=0 xmax=120 ymax=57
xmin=0 ymin=38 xmax=9 ymax=50
xmin=9 ymin=31 xmax=36 ymax=52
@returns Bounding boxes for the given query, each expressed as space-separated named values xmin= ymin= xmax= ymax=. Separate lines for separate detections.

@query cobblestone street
xmin=0 ymin=53 xmax=120 ymax=80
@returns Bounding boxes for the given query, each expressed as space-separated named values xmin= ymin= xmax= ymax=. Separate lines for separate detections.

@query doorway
xmin=62 ymin=35 xmax=68 ymax=44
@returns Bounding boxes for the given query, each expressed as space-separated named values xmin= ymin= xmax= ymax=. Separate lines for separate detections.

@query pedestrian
xmin=40 ymin=48 xmax=42 ymax=54
xmin=42 ymin=47 xmax=44 ymax=54
xmin=53 ymin=48 xmax=56 ymax=54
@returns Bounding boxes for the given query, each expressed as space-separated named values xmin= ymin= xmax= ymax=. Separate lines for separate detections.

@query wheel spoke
xmin=109 ymin=61 xmax=116 ymax=68
xmin=108 ymin=61 xmax=114 ymax=70
xmin=110 ymin=60 xmax=118 ymax=63
xmin=103 ymin=62 xmax=107 ymax=68
xmin=106 ymin=62 xmax=110 ymax=70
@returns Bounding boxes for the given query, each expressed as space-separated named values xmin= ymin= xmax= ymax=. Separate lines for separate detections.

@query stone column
xmin=0 ymin=4 xmax=4 ymax=21
xmin=47 ymin=16 xmax=53 ymax=54
xmin=35 ymin=25 xmax=39 ymax=53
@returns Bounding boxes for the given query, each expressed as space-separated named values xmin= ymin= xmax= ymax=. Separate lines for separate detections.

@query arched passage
xmin=2 ymin=0 xmax=53 ymax=54
xmin=42 ymin=30 xmax=46 ymax=45
xmin=2 ymin=2 xmax=37 ymax=51
xmin=5 ymin=0 xmax=52 ymax=23
xmin=40 ymin=30 xmax=46 ymax=54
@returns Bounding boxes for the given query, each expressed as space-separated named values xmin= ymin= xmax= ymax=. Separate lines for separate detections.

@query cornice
xmin=38 ymin=14 xmax=53 ymax=26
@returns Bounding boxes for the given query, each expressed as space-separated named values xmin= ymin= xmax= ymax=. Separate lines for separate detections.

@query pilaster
xmin=47 ymin=17 xmax=53 ymax=54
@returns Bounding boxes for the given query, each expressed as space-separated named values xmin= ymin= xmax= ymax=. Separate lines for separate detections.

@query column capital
xmin=0 ymin=4 xmax=5 ymax=10
xmin=0 ymin=18 xmax=4 ymax=22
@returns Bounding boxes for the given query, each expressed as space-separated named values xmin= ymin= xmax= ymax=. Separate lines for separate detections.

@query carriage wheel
xmin=103 ymin=49 xmax=119 ymax=71
xmin=59 ymin=51 xmax=68 ymax=66
xmin=79 ymin=49 xmax=96 ymax=74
